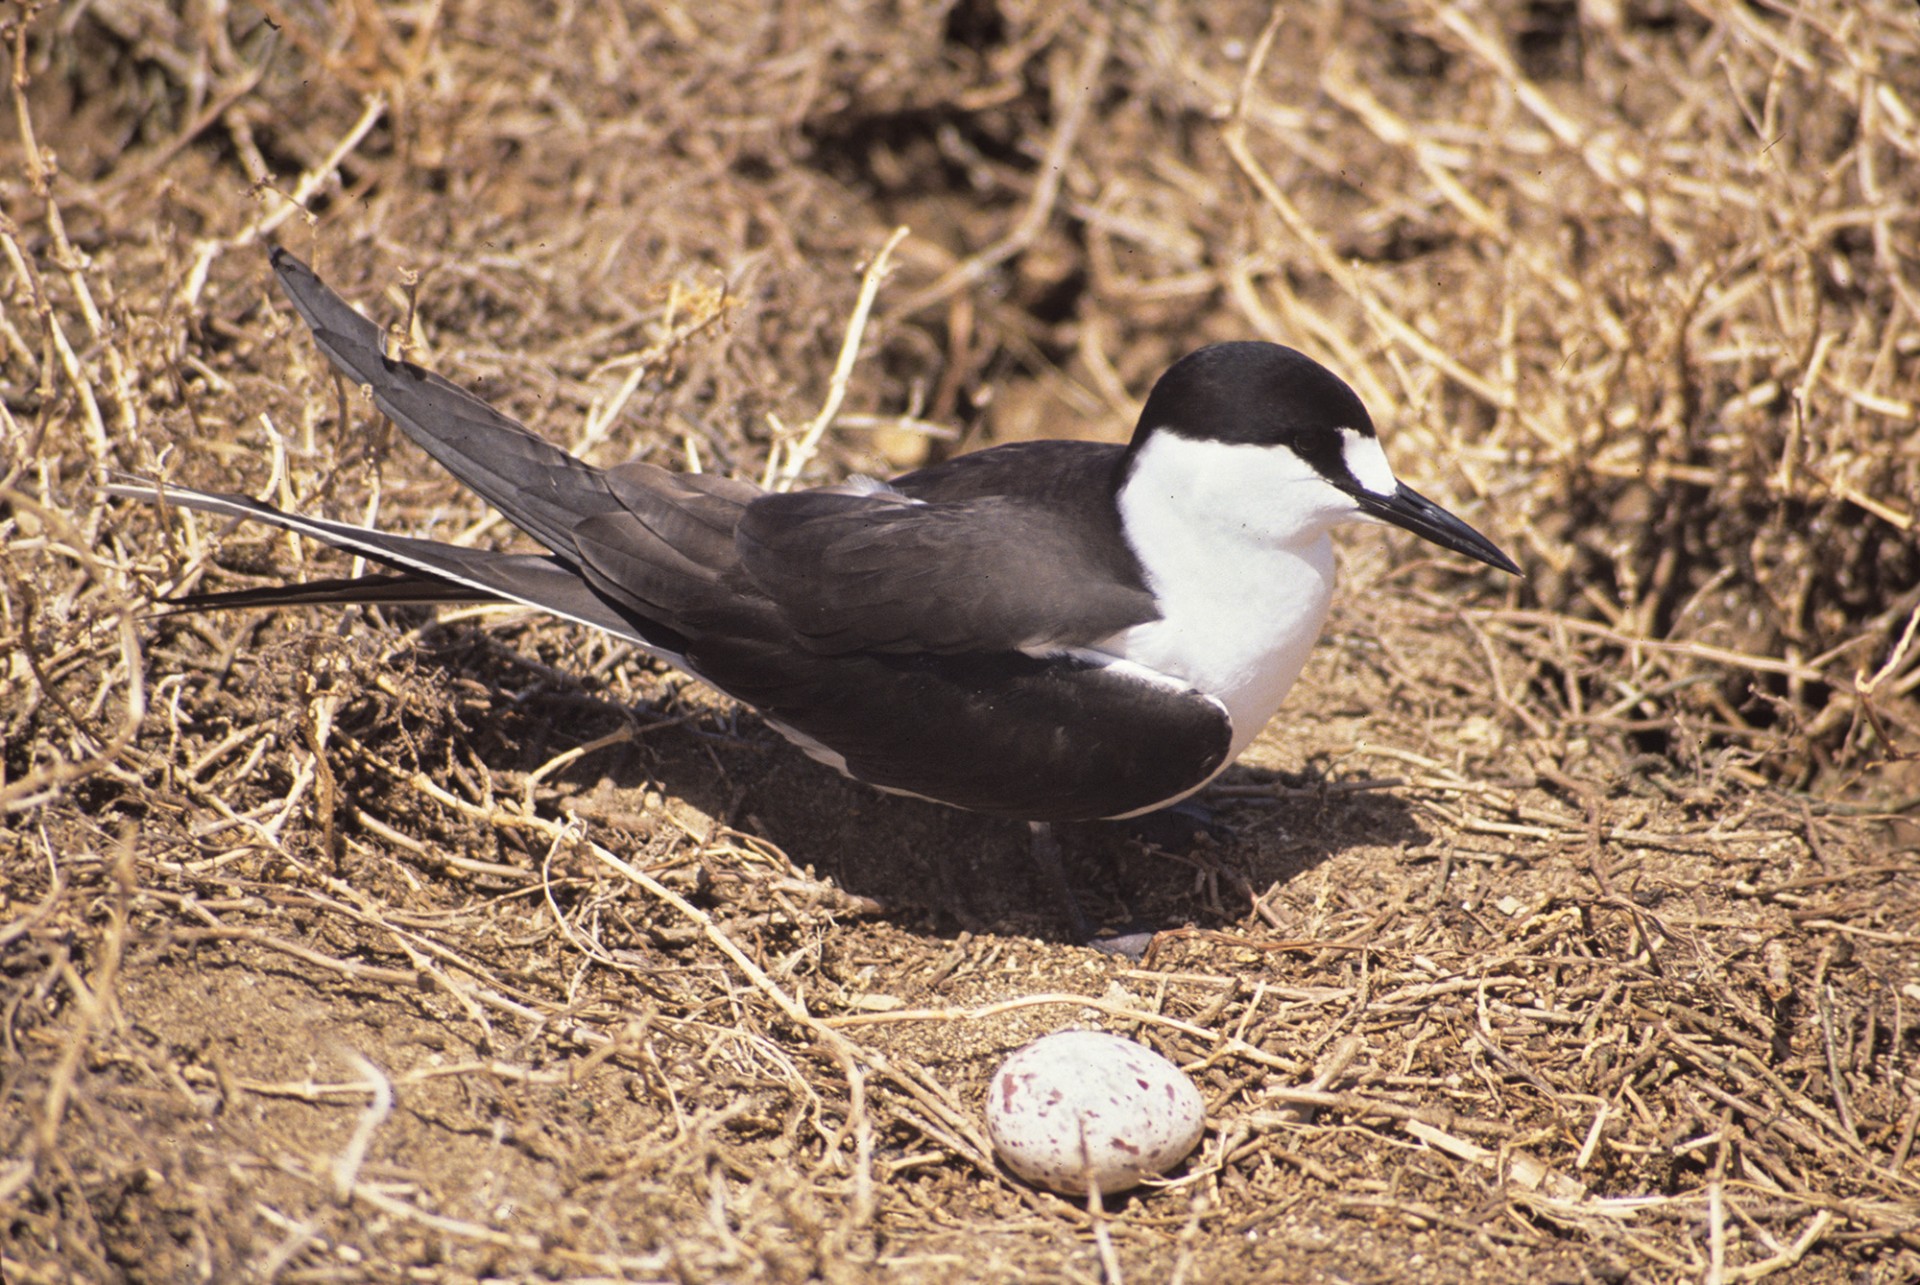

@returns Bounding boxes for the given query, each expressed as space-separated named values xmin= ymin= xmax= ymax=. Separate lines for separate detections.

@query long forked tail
xmin=112 ymin=247 xmax=762 ymax=661
xmin=265 ymin=246 xmax=638 ymax=561
xmin=106 ymin=477 xmax=662 ymax=646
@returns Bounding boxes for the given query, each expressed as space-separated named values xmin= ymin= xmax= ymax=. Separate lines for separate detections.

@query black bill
xmin=1354 ymin=483 xmax=1521 ymax=575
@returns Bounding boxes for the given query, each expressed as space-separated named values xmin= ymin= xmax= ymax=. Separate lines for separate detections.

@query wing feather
xmin=736 ymin=488 xmax=1157 ymax=654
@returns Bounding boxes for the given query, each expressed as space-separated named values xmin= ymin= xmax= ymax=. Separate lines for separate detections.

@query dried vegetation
xmin=3 ymin=0 xmax=1918 ymax=1281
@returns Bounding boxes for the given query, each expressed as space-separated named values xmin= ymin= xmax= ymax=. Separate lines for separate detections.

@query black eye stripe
xmin=1291 ymin=426 xmax=1342 ymax=469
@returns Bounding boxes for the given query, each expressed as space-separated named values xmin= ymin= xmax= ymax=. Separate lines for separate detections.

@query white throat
xmin=1102 ymin=431 xmax=1385 ymax=764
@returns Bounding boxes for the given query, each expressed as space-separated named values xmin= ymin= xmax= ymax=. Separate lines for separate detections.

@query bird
xmin=118 ymin=247 xmax=1519 ymax=934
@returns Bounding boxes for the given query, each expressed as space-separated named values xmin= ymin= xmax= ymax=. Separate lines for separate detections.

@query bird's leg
xmin=1029 ymin=821 xmax=1095 ymax=943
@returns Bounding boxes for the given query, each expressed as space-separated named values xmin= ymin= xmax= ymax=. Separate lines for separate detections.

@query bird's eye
xmin=1289 ymin=426 xmax=1344 ymax=474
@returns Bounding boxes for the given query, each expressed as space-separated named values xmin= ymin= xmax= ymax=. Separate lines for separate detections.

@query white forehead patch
xmin=1341 ymin=428 xmax=1398 ymax=496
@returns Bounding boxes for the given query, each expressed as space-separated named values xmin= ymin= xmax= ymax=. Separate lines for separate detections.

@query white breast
xmin=1102 ymin=431 xmax=1369 ymax=762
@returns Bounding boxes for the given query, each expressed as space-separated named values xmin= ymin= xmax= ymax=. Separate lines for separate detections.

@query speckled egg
xmin=985 ymin=1030 xmax=1205 ymax=1196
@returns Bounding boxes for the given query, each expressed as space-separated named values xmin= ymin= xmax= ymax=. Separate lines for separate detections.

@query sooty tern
xmin=119 ymin=248 xmax=1518 ymax=929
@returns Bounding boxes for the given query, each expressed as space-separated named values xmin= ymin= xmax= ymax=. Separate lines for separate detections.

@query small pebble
xmin=985 ymin=1030 xmax=1205 ymax=1196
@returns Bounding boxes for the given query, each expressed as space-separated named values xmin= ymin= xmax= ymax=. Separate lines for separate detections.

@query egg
xmin=985 ymin=1030 xmax=1205 ymax=1196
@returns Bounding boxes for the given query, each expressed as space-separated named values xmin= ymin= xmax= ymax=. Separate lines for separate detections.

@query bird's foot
xmin=1029 ymin=820 xmax=1170 ymax=959
xmin=1114 ymin=799 xmax=1230 ymax=851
